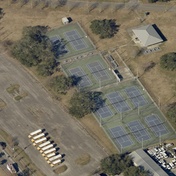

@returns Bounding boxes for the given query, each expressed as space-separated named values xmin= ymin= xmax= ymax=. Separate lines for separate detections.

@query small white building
xmin=62 ymin=17 xmax=69 ymax=25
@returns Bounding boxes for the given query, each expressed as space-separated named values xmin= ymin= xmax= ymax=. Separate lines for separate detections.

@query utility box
xmin=62 ymin=17 xmax=69 ymax=25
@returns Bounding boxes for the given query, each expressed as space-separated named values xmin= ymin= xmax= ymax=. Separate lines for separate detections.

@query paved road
xmin=0 ymin=53 xmax=106 ymax=176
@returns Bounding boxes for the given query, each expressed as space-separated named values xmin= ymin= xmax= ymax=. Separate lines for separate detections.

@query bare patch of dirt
xmin=53 ymin=164 xmax=68 ymax=174
xmin=75 ymin=153 xmax=91 ymax=165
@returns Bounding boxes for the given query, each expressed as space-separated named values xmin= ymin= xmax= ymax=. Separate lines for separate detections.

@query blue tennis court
xmin=125 ymin=86 xmax=147 ymax=107
xmin=106 ymin=92 xmax=131 ymax=112
xmin=64 ymin=30 xmax=87 ymax=51
xmin=69 ymin=67 xmax=92 ymax=88
xmin=95 ymin=106 xmax=113 ymax=119
xmin=87 ymin=61 xmax=110 ymax=81
xmin=127 ymin=120 xmax=150 ymax=142
xmin=110 ymin=126 xmax=133 ymax=148
xmin=145 ymin=114 xmax=168 ymax=137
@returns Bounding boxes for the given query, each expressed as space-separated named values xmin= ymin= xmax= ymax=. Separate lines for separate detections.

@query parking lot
xmin=0 ymin=53 xmax=106 ymax=176
xmin=147 ymin=143 xmax=176 ymax=175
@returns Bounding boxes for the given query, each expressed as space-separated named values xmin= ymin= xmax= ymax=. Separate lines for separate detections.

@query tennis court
xmin=110 ymin=126 xmax=133 ymax=148
xmin=109 ymin=126 xmax=133 ymax=148
xmin=95 ymin=106 xmax=113 ymax=119
xmin=47 ymin=22 xmax=95 ymax=59
xmin=69 ymin=67 xmax=92 ymax=88
xmin=87 ymin=61 xmax=110 ymax=81
xmin=125 ymin=86 xmax=147 ymax=107
xmin=106 ymin=91 xmax=131 ymax=113
xmin=145 ymin=114 xmax=169 ymax=137
xmin=64 ymin=30 xmax=88 ymax=51
xmin=127 ymin=120 xmax=151 ymax=142
xmin=92 ymin=79 xmax=175 ymax=153
xmin=62 ymin=54 xmax=117 ymax=90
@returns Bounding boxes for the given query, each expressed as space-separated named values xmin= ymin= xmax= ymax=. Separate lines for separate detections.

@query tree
xmin=101 ymin=154 xmax=133 ymax=175
xmin=49 ymin=75 xmax=76 ymax=94
xmin=21 ymin=168 xmax=30 ymax=176
xmin=12 ymin=26 xmax=49 ymax=66
xmin=11 ymin=25 xmax=58 ymax=76
xmin=90 ymin=19 xmax=118 ymax=39
xmin=69 ymin=91 xmax=104 ymax=118
xmin=0 ymin=142 xmax=6 ymax=150
xmin=124 ymin=166 xmax=151 ymax=176
xmin=37 ymin=63 xmax=54 ymax=76
xmin=160 ymin=52 xmax=176 ymax=71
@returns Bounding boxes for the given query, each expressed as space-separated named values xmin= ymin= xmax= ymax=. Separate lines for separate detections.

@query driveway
xmin=0 ymin=53 xmax=106 ymax=176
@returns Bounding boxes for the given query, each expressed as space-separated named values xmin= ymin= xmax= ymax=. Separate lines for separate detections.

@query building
xmin=132 ymin=24 xmax=163 ymax=47
xmin=62 ymin=17 xmax=69 ymax=25
xmin=130 ymin=149 xmax=168 ymax=176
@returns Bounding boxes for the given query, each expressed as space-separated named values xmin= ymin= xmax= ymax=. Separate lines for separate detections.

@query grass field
xmin=62 ymin=53 xmax=117 ymax=90
xmin=47 ymin=22 xmax=95 ymax=59
xmin=93 ymin=79 xmax=176 ymax=153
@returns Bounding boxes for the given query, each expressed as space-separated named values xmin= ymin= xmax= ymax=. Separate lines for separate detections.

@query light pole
xmin=120 ymin=109 xmax=123 ymax=122
xmin=99 ymin=79 xmax=101 ymax=90
xmin=159 ymin=132 xmax=161 ymax=146
xmin=120 ymin=144 xmax=122 ymax=153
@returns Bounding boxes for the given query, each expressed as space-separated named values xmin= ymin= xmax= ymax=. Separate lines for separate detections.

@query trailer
xmin=37 ymin=141 xmax=50 ymax=150
xmin=33 ymin=137 xmax=47 ymax=146
xmin=47 ymin=154 xmax=62 ymax=163
xmin=28 ymin=129 xmax=42 ymax=138
xmin=42 ymin=148 xmax=56 ymax=156
xmin=50 ymin=159 xmax=61 ymax=167
xmin=31 ymin=133 xmax=45 ymax=142
xmin=40 ymin=144 xmax=54 ymax=153
xmin=44 ymin=153 xmax=56 ymax=160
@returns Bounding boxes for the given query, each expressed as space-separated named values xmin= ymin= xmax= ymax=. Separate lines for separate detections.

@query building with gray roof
xmin=130 ymin=149 xmax=168 ymax=176
xmin=132 ymin=25 xmax=163 ymax=47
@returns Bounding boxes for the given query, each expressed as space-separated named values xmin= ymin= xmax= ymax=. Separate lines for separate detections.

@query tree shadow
xmin=51 ymin=38 xmax=68 ymax=58
xmin=0 ymin=152 xmax=5 ymax=158
xmin=100 ymin=173 xmax=107 ymax=176
xmin=70 ymin=75 xmax=82 ymax=86
xmin=89 ymin=2 xmax=99 ymax=12
xmin=99 ymin=4 xmax=110 ymax=13
xmin=1 ymin=159 xmax=7 ymax=165
xmin=61 ymin=0 xmax=68 ymax=6
xmin=68 ymin=2 xmax=81 ymax=11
